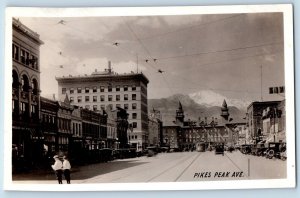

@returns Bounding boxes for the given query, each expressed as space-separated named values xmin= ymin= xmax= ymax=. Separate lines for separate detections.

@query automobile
xmin=251 ymin=143 xmax=266 ymax=156
xmin=241 ymin=144 xmax=252 ymax=154
xmin=215 ymin=144 xmax=224 ymax=156
xmin=265 ymin=142 xmax=285 ymax=159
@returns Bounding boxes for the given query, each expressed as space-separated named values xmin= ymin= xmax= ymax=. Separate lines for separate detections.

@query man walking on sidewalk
xmin=51 ymin=155 xmax=63 ymax=184
xmin=62 ymin=156 xmax=71 ymax=184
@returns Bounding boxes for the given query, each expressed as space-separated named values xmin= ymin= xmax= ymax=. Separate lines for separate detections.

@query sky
xmin=18 ymin=13 xmax=285 ymax=110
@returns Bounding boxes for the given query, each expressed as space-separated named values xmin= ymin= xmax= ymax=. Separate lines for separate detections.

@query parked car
xmin=265 ymin=142 xmax=281 ymax=159
xmin=251 ymin=143 xmax=266 ymax=156
xmin=215 ymin=144 xmax=224 ymax=156
xmin=241 ymin=144 xmax=252 ymax=154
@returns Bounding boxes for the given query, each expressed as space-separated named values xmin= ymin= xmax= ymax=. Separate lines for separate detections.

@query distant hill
xmin=148 ymin=94 xmax=246 ymax=125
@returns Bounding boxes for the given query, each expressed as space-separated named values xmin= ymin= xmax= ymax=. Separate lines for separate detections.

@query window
xmin=116 ymin=95 xmax=120 ymax=101
xmin=132 ymin=103 xmax=137 ymax=110
xmin=116 ymin=104 xmax=121 ymax=109
xmin=21 ymin=102 xmax=28 ymax=114
xmin=77 ymin=87 xmax=82 ymax=93
xmin=108 ymin=95 xmax=113 ymax=101
xmin=124 ymin=94 xmax=128 ymax=101
xmin=93 ymin=96 xmax=97 ymax=102
xmin=77 ymin=96 xmax=82 ymax=103
xmin=124 ymin=85 xmax=128 ymax=91
xmin=100 ymin=105 xmax=105 ymax=110
xmin=70 ymin=97 xmax=74 ymax=103
xmin=85 ymin=87 xmax=89 ymax=93
xmin=116 ymin=85 xmax=120 ymax=91
xmin=132 ymin=113 xmax=137 ymax=119
xmin=70 ymin=88 xmax=74 ymax=94
xmin=132 ymin=94 xmax=136 ymax=100
xmin=31 ymin=105 xmax=36 ymax=114
xmin=12 ymin=44 xmax=19 ymax=60
xmin=132 ymin=122 xmax=137 ymax=128
xmin=100 ymin=95 xmax=105 ymax=102
xmin=85 ymin=105 xmax=90 ymax=109
xmin=93 ymin=105 xmax=97 ymax=111
xmin=132 ymin=85 xmax=136 ymax=91
xmin=124 ymin=104 xmax=129 ymax=110
xmin=20 ymin=49 xmax=26 ymax=64
xmin=108 ymin=86 xmax=112 ymax=92
xmin=62 ymin=88 xmax=66 ymax=94
xmin=93 ymin=86 xmax=97 ymax=93
xmin=85 ymin=96 xmax=89 ymax=102
xmin=25 ymin=51 xmax=30 ymax=66
xmin=100 ymin=86 xmax=105 ymax=92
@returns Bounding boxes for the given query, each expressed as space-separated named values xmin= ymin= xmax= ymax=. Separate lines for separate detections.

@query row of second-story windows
xmin=62 ymin=85 xmax=138 ymax=94
xmin=42 ymin=113 xmax=55 ymax=124
xmin=70 ymin=94 xmax=137 ymax=103
xmin=81 ymin=103 xmax=138 ymax=111
xmin=12 ymin=100 xmax=38 ymax=118
xmin=72 ymin=122 xmax=82 ymax=137
xmin=12 ymin=43 xmax=39 ymax=70
xmin=82 ymin=122 xmax=100 ymax=138
xmin=58 ymin=118 xmax=71 ymax=131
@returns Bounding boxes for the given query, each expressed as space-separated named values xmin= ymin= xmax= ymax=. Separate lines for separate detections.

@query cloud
xmin=18 ymin=13 xmax=284 ymax=101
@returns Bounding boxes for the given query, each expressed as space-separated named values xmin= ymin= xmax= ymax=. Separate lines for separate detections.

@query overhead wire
xmin=155 ymin=41 xmax=283 ymax=61
xmin=139 ymin=14 xmax=245 ymax=40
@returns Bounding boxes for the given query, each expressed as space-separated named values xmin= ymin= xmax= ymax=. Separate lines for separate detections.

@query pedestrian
xmin=62 ymin=156 xmax=71 ymax=184
xmin=51 ymin=155 xmax=63 ymax=184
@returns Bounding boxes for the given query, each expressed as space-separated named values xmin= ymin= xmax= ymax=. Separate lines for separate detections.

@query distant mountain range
xmin=148 ymin=94 xmax=246 ymax=125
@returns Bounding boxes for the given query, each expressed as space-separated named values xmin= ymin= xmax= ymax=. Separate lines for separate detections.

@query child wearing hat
xmin=62 ymin=156 xmax=71 ymax=184
xmin=51 ymin=155 xmax=63 ymax=184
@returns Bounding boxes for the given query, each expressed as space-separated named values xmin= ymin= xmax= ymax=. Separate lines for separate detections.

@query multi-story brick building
xmin=40 ymin=97 xmax=59 ymax=156
xmin=12 ymin=18 xmax=44 ymax=167
xmin=56 ymin=62 xmax=149 ymax=151
xmin=163 ymin=100 xmax=245 ymax=151
xmin=247 ymin=101 xmax=281 ymax=143
xmin=148 ymin=109 xmax=163 ymax=147
xmin=261 ymin=100 xmax=285 ymax=143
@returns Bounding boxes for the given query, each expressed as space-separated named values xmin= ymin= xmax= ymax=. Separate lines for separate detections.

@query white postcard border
xmin=4 ymin=4 xmax=295 ymax=191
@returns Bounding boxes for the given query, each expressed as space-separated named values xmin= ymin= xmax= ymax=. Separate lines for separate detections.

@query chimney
xmin=108 ymin=61 xmax=112 ymax=74
xmin=53 ymin=94 xmax=56 ymax=100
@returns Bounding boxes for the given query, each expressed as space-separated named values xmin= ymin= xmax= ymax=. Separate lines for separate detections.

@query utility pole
xmin=136 ymin=53 xmax=139 ymax=73
xmin=260 ymin=65 xmax=263 ymax=102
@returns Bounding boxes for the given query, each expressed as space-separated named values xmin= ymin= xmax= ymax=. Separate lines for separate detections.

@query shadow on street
xmin=12 ymin=158 xmax=148 ymax=181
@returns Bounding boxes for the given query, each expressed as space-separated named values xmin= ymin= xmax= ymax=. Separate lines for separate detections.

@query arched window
xmin=31 ymin=79 xmax=38 ymax=95
xmin=21 ymin=75 xmax=29 ymax=92
xmin=12 ymin=70 xmax=19 ymax=89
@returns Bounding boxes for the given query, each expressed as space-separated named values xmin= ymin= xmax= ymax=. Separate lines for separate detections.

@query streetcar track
xmin=224 ymin=153 xmax=249 ymax=178
xmin=174 ymin=152 xmax=202 ymax=182
xmin=108 ymin=153 xmax=193 ymax=182
xmin=146 ymin=153 xmax=196 ymax=182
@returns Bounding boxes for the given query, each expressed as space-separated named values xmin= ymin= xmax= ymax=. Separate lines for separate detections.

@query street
xmin=13 ymin=150 xmax=286 ymax=184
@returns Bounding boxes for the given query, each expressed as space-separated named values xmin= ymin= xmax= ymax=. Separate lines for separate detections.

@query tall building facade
xmin=148 ymin=108 xmax=163 ymax=147
xmin=247 ymin=101 xmax=281 ymax=143
xmin=56 ymin=62 xmax=149 ymax=151
xmin=12 ymin=18 xmax=44 ymax=168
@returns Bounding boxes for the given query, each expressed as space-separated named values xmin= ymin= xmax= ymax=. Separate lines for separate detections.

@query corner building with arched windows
xmin=12 ymin=18 xmax=44 ymax=168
